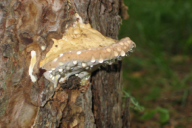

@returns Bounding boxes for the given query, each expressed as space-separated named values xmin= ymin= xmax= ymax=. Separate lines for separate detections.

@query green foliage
xmin=123 ymin=91 xmax=144 ymax=112
xmin=120 ymin=0 xmax=192 ymax=127
xmin=119 ymin=0 xmax=192 ymax=54
xmin=144 ymin=86 xmax=161 ymax=101
xmin=141 ymin=107 xmax=170 ymax=124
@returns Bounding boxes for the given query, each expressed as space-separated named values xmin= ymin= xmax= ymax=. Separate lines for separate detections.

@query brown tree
xmin=0 ymin=0 xmax=131 ymax=127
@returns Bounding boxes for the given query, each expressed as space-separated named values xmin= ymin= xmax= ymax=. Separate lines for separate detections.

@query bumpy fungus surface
xmin=40 ymin=23 xmax=117 ymax=68
xmin=36 ymin=15 xmax=136 ymax=88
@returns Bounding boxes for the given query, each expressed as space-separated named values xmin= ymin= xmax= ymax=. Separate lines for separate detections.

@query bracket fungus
xmin=29 ymin=14 xmax=136 ymax=90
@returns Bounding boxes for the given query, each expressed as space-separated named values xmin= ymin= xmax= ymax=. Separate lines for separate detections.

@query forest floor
xmin=122 ymin=53 xmax=192 ymax=128
xmin=120 ymin=0 xmax=192 ymax=127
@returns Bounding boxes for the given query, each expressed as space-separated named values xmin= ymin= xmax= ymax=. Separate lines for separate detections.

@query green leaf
xmin=141 ymin=109 xmax=157 ymax=120
xmin=123 ymin=91 xmax=144 ymax=112
xmin=156 ymin=107 xmax=170 ymax=123
xmin=141 ymin=107 xmax=170 ymax=123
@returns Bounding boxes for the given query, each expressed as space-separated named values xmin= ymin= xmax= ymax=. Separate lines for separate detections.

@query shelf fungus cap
xmin=40 ymin=19 xmax=136 ymax=88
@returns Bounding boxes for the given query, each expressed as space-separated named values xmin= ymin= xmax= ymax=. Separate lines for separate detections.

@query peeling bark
xmin=0 ymin=0 xmax=130 ymax=127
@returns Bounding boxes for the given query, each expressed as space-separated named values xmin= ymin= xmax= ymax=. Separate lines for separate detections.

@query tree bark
xmin=0 ymin=0 xmax=129 ymax=127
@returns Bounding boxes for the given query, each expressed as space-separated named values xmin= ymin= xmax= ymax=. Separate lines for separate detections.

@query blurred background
xmin=119 ymin=0 xmax=192 ymax=128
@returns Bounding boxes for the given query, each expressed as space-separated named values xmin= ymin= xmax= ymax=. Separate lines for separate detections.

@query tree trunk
xmin=0 ymin=0 xmax=130 ymax=127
